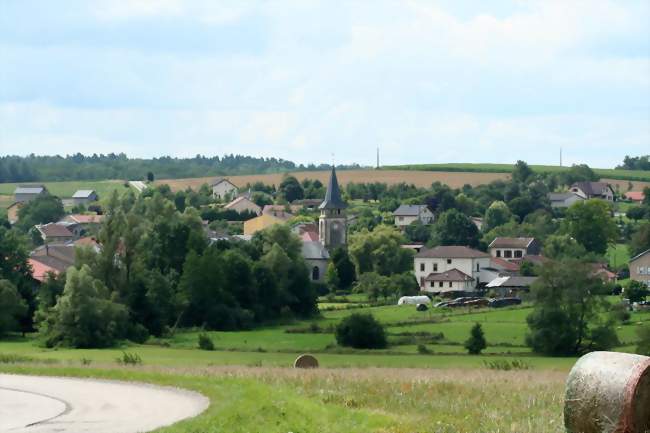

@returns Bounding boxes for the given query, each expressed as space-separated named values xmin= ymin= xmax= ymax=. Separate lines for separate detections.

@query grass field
xmin=383 ymin=163 xmax=650 ymax=183
xmin=0 ymin=364 xmax=568 ymax=433
xmin=2 ymin=298 xmax=646 ymax=432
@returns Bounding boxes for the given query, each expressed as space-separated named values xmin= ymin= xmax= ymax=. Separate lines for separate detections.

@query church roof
xmin=319 ymin=167 xmax=347 ymax=210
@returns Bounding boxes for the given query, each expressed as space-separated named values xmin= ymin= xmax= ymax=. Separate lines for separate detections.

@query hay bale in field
xmin=293 ymin=354 xmax=319 ymax=369
xmin=564 ymin=351 xmax=650 ymax=433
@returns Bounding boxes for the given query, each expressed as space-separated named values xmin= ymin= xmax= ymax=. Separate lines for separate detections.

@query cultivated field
xmin=158 ymin=170 xmax=511 ymax=191
xmin=157 ymin=169 xmax=650 ymax=192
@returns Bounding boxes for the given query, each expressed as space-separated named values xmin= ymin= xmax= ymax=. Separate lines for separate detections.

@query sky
xmin=0 ymin=0 xmax=649 ymax=168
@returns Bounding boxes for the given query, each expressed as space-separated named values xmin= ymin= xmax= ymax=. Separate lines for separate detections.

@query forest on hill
xmin=0 ymin=154 xmax=363 ymax=183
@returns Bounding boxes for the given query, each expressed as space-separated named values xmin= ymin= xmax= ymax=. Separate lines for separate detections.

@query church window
xmin=312 ymin=266 xmax=320 ymax=280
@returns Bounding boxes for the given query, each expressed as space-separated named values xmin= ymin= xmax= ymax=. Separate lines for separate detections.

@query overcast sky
xmin=1 ymin=0 xmax=648 ymax=168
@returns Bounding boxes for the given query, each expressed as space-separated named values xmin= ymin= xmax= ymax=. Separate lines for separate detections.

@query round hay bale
xmin=293 ymin=354 xmax=319 ymax=369
xmin=564 ymin=351 xmax=650 ymax=433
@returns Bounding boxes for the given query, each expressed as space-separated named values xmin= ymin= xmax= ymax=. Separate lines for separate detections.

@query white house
xmin=414 ymin=245 xmax=491 ymax=292
xmin=211 ymin=177 xmax=238 ymax=200
xmin=393 ymin=204 xmax=434 ymax=228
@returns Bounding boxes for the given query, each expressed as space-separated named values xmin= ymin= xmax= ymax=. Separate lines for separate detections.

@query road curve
xmin=0 ymin=374 xmax=209 ymax=433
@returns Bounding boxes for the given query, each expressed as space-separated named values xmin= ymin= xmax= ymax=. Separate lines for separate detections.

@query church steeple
xmin=319 ymin=166 xmax=347 ymax=210
xmin=319 ymin=166 xmax=347 ymax=249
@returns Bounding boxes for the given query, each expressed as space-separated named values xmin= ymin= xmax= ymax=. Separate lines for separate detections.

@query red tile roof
xmin=490 ymin=257 xmax=520 ymax=272
xmin=28 ymin=258 xmax=60 ymax=282
xmin=37 ymin=223 xmax=74 ymax=238
xmin=301 ymin=231 xmax=319 ymax=242
xmin=625 ymin=191 xmax=645 ymax=202
xmin=424 ymin=268 xmax=474 ymax=282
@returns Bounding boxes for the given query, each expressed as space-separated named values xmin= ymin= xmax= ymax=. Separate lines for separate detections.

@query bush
xmin=198 ymin=333 xmax=215 ymax=351
xmin=610 ymin=303 xmax=631 ymax=324
xmin=464 ymin=323 xmax=487 ymax=355
xmin=417 ymin=344 xmax=433 ymax=354
xmin=129 ymin=323 xmax=150 ymax=344
xmin=335 ymin=313 xmax=387 ymax=349
xmin=116 ymin=352 xmax=142 ymax=365
xmin=483 ymin=359 xmax=530 ymax=371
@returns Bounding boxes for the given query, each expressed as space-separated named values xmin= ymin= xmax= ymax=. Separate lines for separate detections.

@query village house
xmin=414 ymin=246 xmax=491 ymax=292
xmin=629 ymin=249 xmax=650 ymax=288
xmin=59 ymin=214 xmax=105 ymax=237
xmin=470 ymin=217 xmax=484 ymax=231
xmin=548 ymin=192 xmax=585 ymax=208
xmin=243 ymin=213 xmax=289 ymax=236
xmin=624 ymin=191 xmax=645 ymax=203
xmin=224 ymin=196 xmax=262 ymax=215
xmin=14 ymin=185 xmax=47 ymax=203
xmin=71 ymin=189 xmax=98 ymax=206
xmin=36 ymin=223 xmax=75 ymax=244
xmin=569 ymin=181 xmax=614 ymax=201
xmin=488 ymin=237 xmax=541 ymax=261
xmin=392 ymin=204 xmax=434 ymax=228
xmin=29 ymin=243 xmax=76 ymax=281
xmin=211 ymin=177 xmax=238 ymax=200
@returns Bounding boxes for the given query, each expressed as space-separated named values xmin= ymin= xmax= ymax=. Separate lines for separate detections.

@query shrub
xmin=464 ymin=323 xmax=487 ymax=355
xmin=483 ymin=359 xmax=530 ymax=371
xmin=417 ymin=344 xmax=433 ymax=354
xmin=335 ymin=313 xmax=387 ymax=349
xmin=116 ymin=352 xmax=142 ymax=365
xmin=198 ymin=333 xmax=215 ymax=351
xmin=610 ymin=303 xmax=631 ymax=324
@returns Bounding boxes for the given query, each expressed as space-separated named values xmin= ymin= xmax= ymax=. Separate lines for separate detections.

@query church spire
xmin=319 ymin=166 xmax=347 ymax=210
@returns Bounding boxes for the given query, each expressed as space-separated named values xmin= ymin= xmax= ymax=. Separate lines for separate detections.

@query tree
xmin=330 ymin=247 xmax=356 ymax=290
xmin=147 ymin=171 xmax=155 ymax=182
xmin=17 ymin=194 xmax=65 ymax=231
xmin=484 ymin=201 xmax=513 ymax=232
xmin=563 ymin=200 xmax=617 ymax=255
xmin=464 ymin=323 xmax=487 ymax=355
xmin=0 ymin=280 xmax=27 ymax=336
xmin=636 ymin=324 xmax=650 ymax=356
xmin=354 ymin=272 xmax=388 ymax=302
xmin=325 ymin=262 xmax=340 ymax=292
xmin=335 ymin=313 xmax=387 ymax=349
xmin=512 ymin=160 xmax=533 ymax=184
xmin=430 ymin=209 xmax=480 ymax=248
xmin=542 ymin=234 xmax=587 ymax=260
xmin=526 ymin=260 xmax=619 ymax=356
xmin=348 ymin=225 xmax=413 ymax=276
xmin=0 ymin=227 xmax=35 ymax=333
xmin=630 ymin=222 xmax=650 ymax=257
xmin=43 ymin=265 xmax=129 ymax=348
xmin=404 ymin=221 xmax=431 ymax=243
xmin=624 ymin=280 xmax=649 ymax=303
xmin=278 ymin=175 xmax=304 ymax=203
xmin=644 ymin=187 xmax=650 ymax=206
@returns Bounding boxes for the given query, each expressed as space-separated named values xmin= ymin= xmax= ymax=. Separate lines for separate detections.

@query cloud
xmin=0 ymin=0 xmax=648 ymax=167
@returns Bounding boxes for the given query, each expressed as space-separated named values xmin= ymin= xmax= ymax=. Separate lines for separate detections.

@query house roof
xmin=262 ymin=205 xmax=295 ymax=219
xmin=393 ymin=204 xmax=429 ymax=217
xmin=28 ymin=258 xmax=62 ymax=282
xmin=319 ymin=167 xmax=347 ymax=210
xmin=490 ymin=256 xmax=520 ymax=272
xmin=32 ymin=244 xmax=76 ymax=265
xmin=625 ymin=191 xmax=645 ymax=201
xmin=424 ymin=268 xmax=474 ymax=282
xmin=224 ymin=196 xmax=261 ymax=211
xmin=211 ymin=177 xmax=237 ymax=187
xmin=630 ymin=249 xmax=650 ymax=263
xmin=74 ymin=236 xmax=100 ymax=248
xmin=548 ymin=192 xmax=581 ymax=201
xmin=486 ymin=276 xmax=537 ymax=288
xmin=14 ymin=185 xmax=45 ymax=195
xmin=72 ymin=190 xmax=96 ymax=198
xmin=37 ymin=223 xmax=74 ymax=238
xmin=301 ymin=231 xmax=319 ymax=242
xmin=301 ymin=241 xmax=330 ymax=260
xmin=571 ymin=181 xmax=612 ymax=196
xmin=488 ymin=237 xmax=536 ymax=249
xmin=415 ymin=245 xmax=489 ymax=259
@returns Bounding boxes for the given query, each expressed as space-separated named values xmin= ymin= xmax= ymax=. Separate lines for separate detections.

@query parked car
xmin=434 ymin=301 xmax=450 ymax=308
xmin=464 ymin=298 xmax=489 ymax=307
xmin=489 ymin=297 xmax=522 ymax=308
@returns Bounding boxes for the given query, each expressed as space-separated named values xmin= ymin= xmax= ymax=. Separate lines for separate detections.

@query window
xmin=447 ymin=259 xmax=452 ymax=264
xmin=496 ymin=250 xmax=501 ymax=257
xmin=514 ymin=250 xmax=523 ymax=258
xmin=312 ymin=266 xmax=320 ymax=281
xmin=439 ymin=281 xmax=443 ymax=288
xmin=504 ymin=250 xmax=512 ymax=258
xmin=433 ymin=263 xmax=438 ymax=272
xmin=448 ymin=282 xmax=452 ymax=288
xmin=640 ymin=267 xmax=646 ymax=275
xmin=476 ymin=263 xmax=479 ymax=272
xmin=399 ymin=216 xmax=404 ymax=221
xmin=337 ymin=209 xmax=341 ymax=215
xmin=420 ymin=263 xmax=425 ymax=272
xmin=430 ymin=281 xmax=434 ymax=288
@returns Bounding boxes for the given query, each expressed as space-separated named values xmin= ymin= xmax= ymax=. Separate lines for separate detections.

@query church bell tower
xmin=319 ymin=166 xmax=347 ymax=250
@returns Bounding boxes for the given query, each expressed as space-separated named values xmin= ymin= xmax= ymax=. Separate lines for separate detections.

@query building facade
xmin=211 ymin=178 xmax=238 ymax=200
xmin=630 ymin=249 xmax=650 ymax=288
xmin=392 ymin=204 xmax=434 ymax=228
xmin=414 ymin=246 xmax=491 ymax=291
xmin=488 ymin=237 xmax=541 ymax=260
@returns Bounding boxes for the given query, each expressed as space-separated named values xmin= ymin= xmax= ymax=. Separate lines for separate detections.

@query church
xmin=300 ymin=166 xmax=348 ymax=283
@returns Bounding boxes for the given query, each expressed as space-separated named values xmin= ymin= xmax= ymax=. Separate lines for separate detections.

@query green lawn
xmin=607 ymin=243 xmax=630 ymax=269
xmin=0 ymin=180 xmax=134 ymax=199
xmin=382 ymin=163 xmax=650 ymax=182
